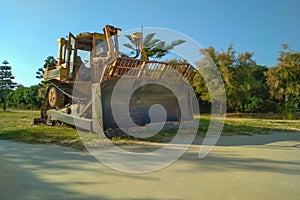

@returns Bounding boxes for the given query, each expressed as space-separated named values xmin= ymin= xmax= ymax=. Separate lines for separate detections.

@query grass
xmin=0 ymin=109 xmax=299 ymax=148
xmin=0 ymin=110 xmax=84 ymax=149
xmin=223 ymin=117 xmax=300 ymax=135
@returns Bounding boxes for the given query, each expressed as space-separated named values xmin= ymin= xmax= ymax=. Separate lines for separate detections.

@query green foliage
xmin=6 ymin=85 xmax=43 ymax=109
xmin=0 ymin=60 xmax=17 ymax=111
xmin=244 ymin=97 xmax=277 ymax=113
xmin=193 ymin=45 xmax=274 ymax=113
xmin=124 ymin=33 xmax=185 ymax=60
xmin=0 ymin=60 xmax=16 ymax=90
xmin=193 ymin=44 xmax=300 ymax=114
xmin=3 ymin=55 xmax=57 ymax=111
xmin=244 ymin=96 xmax=264 ymax=112
xmin=36 ymin=56 xmax=57 ymax=79
xmin=265 ymin=44 xmax=300 ymax=113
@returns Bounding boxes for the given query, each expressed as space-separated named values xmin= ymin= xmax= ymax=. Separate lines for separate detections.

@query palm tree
xmin=124 ymin=33 xmax=185 ymax=60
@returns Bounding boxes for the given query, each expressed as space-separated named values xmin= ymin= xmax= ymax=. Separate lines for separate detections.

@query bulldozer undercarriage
xmin=41 ymin=80 xmax=86 ymax=124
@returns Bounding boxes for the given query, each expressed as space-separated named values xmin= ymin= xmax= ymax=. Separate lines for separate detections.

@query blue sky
xmin=1 ymin=0 xmax=299 ymax=86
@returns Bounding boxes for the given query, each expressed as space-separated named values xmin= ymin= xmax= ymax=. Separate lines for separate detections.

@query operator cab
xmin=44 ymin=25 xmax=122 ymax=82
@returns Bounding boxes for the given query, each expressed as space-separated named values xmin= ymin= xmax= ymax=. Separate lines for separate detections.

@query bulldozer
xmin=38 ymin=25 xmax=198 ymax=137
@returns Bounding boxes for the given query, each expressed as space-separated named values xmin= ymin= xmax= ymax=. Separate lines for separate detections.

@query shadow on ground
xmin=0 ymin=141 xmax=162 ymax=200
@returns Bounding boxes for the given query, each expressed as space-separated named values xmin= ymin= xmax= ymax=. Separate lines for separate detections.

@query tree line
xmin=0 ymin=42 xmax=299 ymax=116
xmin=0 ymin=60 xmax=42 ymax=110
xmin=193 ymin=44 xmax=300 ymax=116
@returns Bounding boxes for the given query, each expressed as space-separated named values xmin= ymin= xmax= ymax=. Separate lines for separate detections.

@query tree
xmin=265 ymin=44 xmax=300 ymax=113
xmin=195 ymin=45 xmax=240 ymax=111
xmin=194 ymin=45 xmax=274 ymax=113
xmin=193 ymin=47 xmax=219 ymax=102
xmin=124 ymin=33 xmax=185 ymax=60
xmin=6 ymin=85 xmax=42 ymax=109
xmin=36 ymin=56 xmax=57 ymax=79
xmin=0 ymin=60 xmax=17 ymax=111
xmin=243 ymin=65 xmax=276 ymax=112
xmin=35 ymin=56 xmax=57 ymax=101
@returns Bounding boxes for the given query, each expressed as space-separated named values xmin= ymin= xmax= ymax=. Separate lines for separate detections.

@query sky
xmin=1 ymin=0 xmax=299 ymax=86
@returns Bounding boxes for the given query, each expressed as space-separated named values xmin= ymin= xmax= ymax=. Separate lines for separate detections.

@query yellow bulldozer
xmin=38 ymin=25 xmax=197 ymax=137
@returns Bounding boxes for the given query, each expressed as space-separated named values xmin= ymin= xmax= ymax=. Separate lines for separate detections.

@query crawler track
xmin=41 ymin=80 xmax=87 ymax=123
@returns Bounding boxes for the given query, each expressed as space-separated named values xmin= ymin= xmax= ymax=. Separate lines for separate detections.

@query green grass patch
xmin=0 ymin=110 xmax=84 ymax=149
xmin=0 ymin=110 xmax=299 ymax=148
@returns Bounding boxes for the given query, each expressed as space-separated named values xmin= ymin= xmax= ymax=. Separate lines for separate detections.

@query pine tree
xmin=0 ymin=60 xmax=17 ymax=111
xmin=35 ymin=56 xmax=57 ymax=79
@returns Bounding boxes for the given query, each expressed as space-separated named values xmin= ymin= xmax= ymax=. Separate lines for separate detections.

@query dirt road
xmin=1 ymin=132 xmax=300 ymax=200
